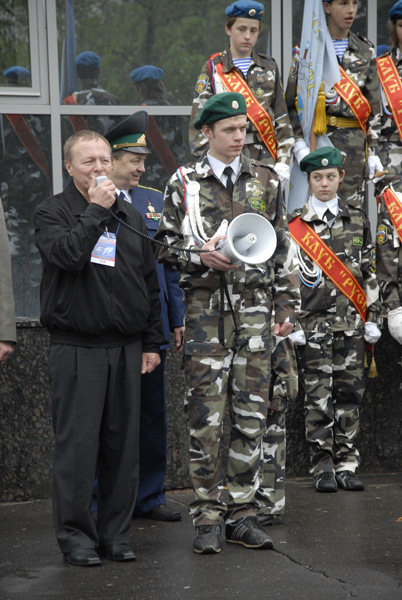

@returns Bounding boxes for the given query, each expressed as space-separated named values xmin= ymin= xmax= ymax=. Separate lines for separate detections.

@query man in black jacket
xmin=34 ymin=130 xmax=164 ymax=567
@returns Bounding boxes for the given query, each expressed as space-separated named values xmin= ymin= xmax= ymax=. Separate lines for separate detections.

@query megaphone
xmin=217 ymin=213 xmax=277 ymax=265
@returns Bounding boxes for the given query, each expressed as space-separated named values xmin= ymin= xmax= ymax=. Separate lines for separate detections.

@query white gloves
xmin=388 ymin=306 xmax=402 ymax=344
xmin=364 ymin=321 xmax=381 ymax=344
xmin=367 ymin=156 xmax=385 ymax=184
xmin=293 ymin=140 xmax=310 ymax=165
xmin=274 ymin=162 xmax=290 ymax=188
xmin=289 ymin=329 xmax=306 ymax=346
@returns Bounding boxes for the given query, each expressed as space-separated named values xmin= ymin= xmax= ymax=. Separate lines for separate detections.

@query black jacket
xmin=34 ymin=181 xmax=165 ymax=350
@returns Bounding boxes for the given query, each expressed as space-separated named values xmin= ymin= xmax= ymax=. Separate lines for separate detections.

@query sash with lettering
xmin=333 ymin=65 xmax=371 ymax=133
xmin=382 ymin=187 xmax=402 ymax=243
xmin=63 ymin=93 xmax=89 ymax=132
xmin=289 ymin=216 xmax=367 ymax=321
xmin=209 ymin=53 xmax=277 ymax=161
xmin=377 ymin=55 xmax=402 ymax=142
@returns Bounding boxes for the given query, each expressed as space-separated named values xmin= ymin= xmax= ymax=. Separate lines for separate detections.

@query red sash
xmin=377 ymin=55 xmax=402 ymax=142
xmin=333 ymin=65 xmax=371 ymax=133
xmin=6 ymin=114 xmax=51 ymax=182
xmin=382 ymin=187 xmax=402 ymax=244
xmin=142 ymin=112 xmax=178 ymax=177
xmin=63 ymin=93 xmax=89 ymax=132
xmin=289 ymin=216 xmax=367 ymax=322
xmin=210 ymin=54 xmax=277 ymax=161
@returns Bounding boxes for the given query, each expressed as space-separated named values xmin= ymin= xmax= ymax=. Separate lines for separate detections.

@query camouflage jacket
xmin=154 ymin=154 xmax=300 ymax=325
xmin=376 ymin=180 xmax=402 ymax=312
xmin=289 ymin=196 xmax=380 ymax=331
xmin=286 ymin=31 xmax=381 ymax=150
xmin=378 ymin=47 xmax=402 ymax=143
xmin=189 ymin=47 xmax=294 ymax=164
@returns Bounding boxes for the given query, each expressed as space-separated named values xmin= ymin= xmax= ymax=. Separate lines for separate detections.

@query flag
xmin=287 ymin=0 xmax=340 ymax=213
xmin=59 ymin=0 xmax=79 ymax=102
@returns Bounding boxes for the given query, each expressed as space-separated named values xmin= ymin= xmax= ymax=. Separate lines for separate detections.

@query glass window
xmin=0 ymin=114 xmax=52 ymax=317
xmin=0 ymin=1 xmax=31 ymax=88
xmin=377 ymin=0 xmax=395 ymax=54
xmin=56 ymin=0 xmax=271 ymax=107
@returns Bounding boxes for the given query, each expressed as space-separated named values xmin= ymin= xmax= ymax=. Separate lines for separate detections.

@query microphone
xmin=96 ymin=175 xmax=108 ymax=186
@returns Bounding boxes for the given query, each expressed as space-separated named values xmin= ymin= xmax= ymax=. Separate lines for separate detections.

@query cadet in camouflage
xmin=290 ymin=146 xmax=381 ymax=492
xmin=154 ymin=91 xmax=300 ymax=553
xmin=376 ymin=178 xmax=402 ymax=345
xmin=376 ymin=3 xmax=402 ymax=194
xmin=286 ymin=0 xmax=382 ymax=209
xmin=256 ymin=331 xmax=298 ymax=523
xmin=188 ymin=0 xmax=294 ymax=187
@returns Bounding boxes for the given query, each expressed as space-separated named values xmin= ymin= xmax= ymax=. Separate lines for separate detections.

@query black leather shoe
xmin=315 ymin=472 xmax=338 ymax=493
xmin=193 ymin=525 xmax=222 ymax=554
xmin=336 ymin=470 xmax=365 ymax=491
xmin=147 ymin=504 xmax=182 ymax=522
xmin=64 ymin=548 xmax=101 ymax=567
xmin=99 ymin=543 xmax=136 ymax=562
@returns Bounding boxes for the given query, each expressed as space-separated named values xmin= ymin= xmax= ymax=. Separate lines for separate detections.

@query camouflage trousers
xmin=327 ymin=126 xmax=367 ymax=209
xmin=183 ymin=290 xmax=272 ymax=526
xmin=298 ymin=329 xmax=365 ymax=476
xmin=376 ymin=139 xmax=402 ymax=195
xmin=256 ymin=334 xmax=298 ymax=516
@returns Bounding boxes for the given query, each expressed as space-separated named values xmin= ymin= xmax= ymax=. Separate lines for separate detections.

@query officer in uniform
xmin=154 ymin=92 xmax=300 ymax=554
xmin=286 ymin=0 xmax=383 ymax=209
xmin=188 ymin=0 xmax=294 ymax=190
xmin=288 ymin=146 xmax=381 ymax=492
xmin=376 ymin=1 xmax=402 ymax=194
xmin=104 ymin=111 xmax=185 ymax=522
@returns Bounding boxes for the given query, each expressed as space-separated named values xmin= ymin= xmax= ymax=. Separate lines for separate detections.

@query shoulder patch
xmin=195 ymin=74 xmax=209 ymax=94
xmin=376 ymin=224 xmax=389 ymax=245
xmin=353 ymin=236 xmax=363 ymax=247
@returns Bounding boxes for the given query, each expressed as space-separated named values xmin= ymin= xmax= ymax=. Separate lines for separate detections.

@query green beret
xmin=300 ymin=146 xmax=344 ymax=174
xmin=193 ymin=92 xmax=247 ymax=129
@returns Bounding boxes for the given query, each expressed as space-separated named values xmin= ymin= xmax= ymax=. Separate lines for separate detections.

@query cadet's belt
xmin=326 ymin=115 xmax=359 ymax=128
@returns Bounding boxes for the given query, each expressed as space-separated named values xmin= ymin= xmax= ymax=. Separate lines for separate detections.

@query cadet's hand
xmin=88 ymin=176 xmax=116 ymax=209
xmin=200 ymin=235 xmax=237 ymax=271
xmin=141 ymin=352 xmax=161 ymax=374
xmin=174 ymin=326 xmax=184 ymax=352
xmin=274 ymin=322 xmax=294 ymax=337
xmin=0 ymin=341 xmax=14 ymax=362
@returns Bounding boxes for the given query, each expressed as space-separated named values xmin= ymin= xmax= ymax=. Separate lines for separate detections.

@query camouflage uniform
xmin=376 ymin=179 xmax=402 ymax=311
xmin=63 ymin=85 xmax=121 ymax=136
xmin=289 ymin=196 xmax=380 ymax=476
xmin=154 ymin=154 xmax=300 ymax=525
xmin=189 ymin=47 xmax=294 ymax=165
xmin=286 ymin=31 xmax=381 ymax=208
xmin=376 ymin=47 xmax=402 ymax=194
xmin=256 ymin=331 xmax=298 ymax=518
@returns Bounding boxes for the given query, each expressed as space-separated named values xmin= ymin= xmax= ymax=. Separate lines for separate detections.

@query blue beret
xmin=3 ymin=66 xmax=31 ymax=82
xmin=225 ymin=0 xmax=264 ymax=20
xmin=390 ymin=0 xmax=402 ymax=19
xmin=377 ymin=44 xmax=390 ymax=57
xmin=76 ymin=51 xmax=100 ymax=69
xmin=130 ymin=65 xmax=164 ymax=82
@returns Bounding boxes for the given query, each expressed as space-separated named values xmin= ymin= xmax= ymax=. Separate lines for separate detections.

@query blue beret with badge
xmin=300 ymin=146 xmax=344 ymax=174
xmin=130 ymin=65 xmax=164 ymax=82
xmin=225 ymin=0 xmax=264 ymax=20
xmin=389 ymin=0 xmax=402 ymax=20
xmin=3 ymin=66 xmax=31 ymax=83
xmin=193 ymin=92 xmax=247 ymax=129
xmin=105 ymin=111 xmax=151 ymax=155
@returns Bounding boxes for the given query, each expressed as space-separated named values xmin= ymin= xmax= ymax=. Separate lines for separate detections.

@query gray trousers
xmin=48 ymin=341 xmax=142 ymax=553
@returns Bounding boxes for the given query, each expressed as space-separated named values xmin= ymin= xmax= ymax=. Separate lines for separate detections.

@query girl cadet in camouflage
xmin=188 ymin=1 xmax=294 ymax=190
xmin=286 ymin=0 xmax=383 ymax=209
xmin=288 ymin=147 xmax=381 ymax=493
xmin=376 ymin=1 xmax=402 ymax=194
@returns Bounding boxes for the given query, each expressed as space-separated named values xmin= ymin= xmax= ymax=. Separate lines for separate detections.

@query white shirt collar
xmin=115 ymin=187 xmax=131 ymax=203
xmin=207 ymin=153 xmax=240 ymax=184
xmin=311 ymin=194 xmax=339 ymax=219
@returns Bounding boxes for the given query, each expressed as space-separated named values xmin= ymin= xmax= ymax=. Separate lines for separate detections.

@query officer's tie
xmin=324 ymin=208 xmax=335 ymax=228
xmin=223 ymin=166 xmax=234 ymax=198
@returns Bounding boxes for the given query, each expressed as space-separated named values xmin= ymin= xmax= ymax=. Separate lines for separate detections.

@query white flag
xmin=287 ymin=0 xmax=341 ymax=213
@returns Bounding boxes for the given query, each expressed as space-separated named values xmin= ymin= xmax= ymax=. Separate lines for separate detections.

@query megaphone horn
xmin=217 ymin=213 xmax=277 ymax=265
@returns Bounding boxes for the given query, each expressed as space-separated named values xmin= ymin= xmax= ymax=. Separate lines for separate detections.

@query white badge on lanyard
xmin=91 ymin=226 xmax=119 ymax=267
